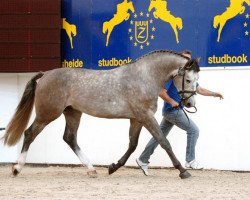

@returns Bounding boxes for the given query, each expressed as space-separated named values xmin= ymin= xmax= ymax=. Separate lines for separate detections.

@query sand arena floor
xmin=0 ymin=164 xmax=250 ymax=200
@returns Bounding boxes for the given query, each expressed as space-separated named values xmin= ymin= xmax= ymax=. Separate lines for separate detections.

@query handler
xmin=136 ymin=50 xmax=224 ymax=176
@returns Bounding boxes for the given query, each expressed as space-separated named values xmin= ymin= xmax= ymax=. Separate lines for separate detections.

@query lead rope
xmin=175 ymin=95 xmax=197 ymax=124
xmin=174 ymin=102 xmax=191 ymax=124
xmin=182 ymin=105 xmax=197 ymax=124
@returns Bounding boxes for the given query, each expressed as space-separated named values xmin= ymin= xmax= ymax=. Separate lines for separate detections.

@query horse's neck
xmin=146 ymin=53 xmax=186 ymax=87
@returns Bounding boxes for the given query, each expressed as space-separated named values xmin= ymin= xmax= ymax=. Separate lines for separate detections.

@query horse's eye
xmin=186 ymin=80 xmax=191 ymax=84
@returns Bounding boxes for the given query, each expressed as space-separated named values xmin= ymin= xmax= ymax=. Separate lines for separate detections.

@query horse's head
xmin=127 ymin=1 xmax=135 ymax=13
xmin=148 ymin=0 xmax=156 ymax=12
xmin=172 ymin=58 xmax=200 ymax=108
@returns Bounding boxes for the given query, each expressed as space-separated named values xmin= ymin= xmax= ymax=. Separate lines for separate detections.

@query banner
xmin=61 ymin=0 xmax=250 ymax=68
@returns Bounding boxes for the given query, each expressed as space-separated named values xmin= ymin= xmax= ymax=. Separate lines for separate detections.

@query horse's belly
xmin=71 ymin=99 xmax=134 ymax=119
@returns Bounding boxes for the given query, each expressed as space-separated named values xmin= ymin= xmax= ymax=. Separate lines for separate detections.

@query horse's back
xmin=35 ymin=67 xmax=134 ymax=119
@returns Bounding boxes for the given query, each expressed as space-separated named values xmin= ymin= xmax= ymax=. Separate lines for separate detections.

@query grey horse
xmin=2 ymin=50 xmax=200 ymax=179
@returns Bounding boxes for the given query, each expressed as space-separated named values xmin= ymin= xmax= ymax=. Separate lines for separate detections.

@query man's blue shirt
xmin=162 ymin=80 xmax=199 ymax=113
xmin=162 ymin=80 xmax=182 ymax=113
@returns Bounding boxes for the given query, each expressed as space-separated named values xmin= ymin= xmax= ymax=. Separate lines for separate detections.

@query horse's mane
xmin=131 ymin=50 xmax=189 ymax=64
xmin=128 ymin=50 xmax=200 ymax=72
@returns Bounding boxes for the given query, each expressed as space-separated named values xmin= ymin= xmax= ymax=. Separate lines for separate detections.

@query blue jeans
xmin=139 ymin=109 xmax=199 ymax=163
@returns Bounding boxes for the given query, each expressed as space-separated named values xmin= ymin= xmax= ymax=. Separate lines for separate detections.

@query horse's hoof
xmin=12 ymin=165 xmax=20 ymax=177
xmin=87 ymin=170 xmax=98 ymax=178
xmin=108 ymin=163 xmax=116 ymax=175
xmin=179 ymin=170 xmax=191 ymax=179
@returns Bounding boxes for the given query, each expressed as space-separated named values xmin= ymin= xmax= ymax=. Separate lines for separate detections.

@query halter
xmin=172 ymin=64 xmax=198 ymax=123
xmin=178 ymin=67 xmax=197 ymax=112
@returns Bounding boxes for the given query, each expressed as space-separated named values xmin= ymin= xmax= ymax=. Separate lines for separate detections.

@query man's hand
xmin=214 ymin=92 xmax=224 ymax=100
xmin=170 ymin=99 xmax=179 ymax=108
xmin=159 ymin=88 xmax=180 ymax=108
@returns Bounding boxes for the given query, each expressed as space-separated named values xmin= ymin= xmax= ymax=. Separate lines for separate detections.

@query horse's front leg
xmin=106 ymin=26 xmax=114 ymax=46
xmin=153 ymin=11 xmax=159 ymax=19
xmin=141 ymin=113 xmax=191 ymax=179
xmin=108 ymin=119 xmax=142 ymax=174
xmin=217 ymin=21 xmax=226 ymax=42
xmin=172 ymin=26 xmax=179 ymax=44
xmin=240 ymin=6 xmax=246 ymax=14
xmin=69 ymin=36 xmax=73 ymax=49
xmin=125 ymin=13 xmax=130 ymax=21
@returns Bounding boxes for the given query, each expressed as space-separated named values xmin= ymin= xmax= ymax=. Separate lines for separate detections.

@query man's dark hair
xmin=180 ymin=50 xmax=192 ymax=56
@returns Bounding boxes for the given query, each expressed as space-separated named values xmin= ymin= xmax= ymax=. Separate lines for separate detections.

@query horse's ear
xmin=184 ymin=59 xmax=194 ymax=69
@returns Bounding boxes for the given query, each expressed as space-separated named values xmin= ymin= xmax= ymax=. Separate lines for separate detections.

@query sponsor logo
xmin=98 ymin=57 xmax=132 ymax=67
xmin=128 ymin=11 xmax=155 ymax=49
xmin=62 ymin=18 xmax=77 ymax=49
xmin=213 ymin=0 xmax=250 ymax=42
xmin=208 ymin=54 xmax=248 ymax=64
xmin=102 ymin=0 xmax=135 ymax=46
xmin=102 ymin=0 xmax=183 ymax=48
xmin=62 ymin=59 xmax=84 ymax=68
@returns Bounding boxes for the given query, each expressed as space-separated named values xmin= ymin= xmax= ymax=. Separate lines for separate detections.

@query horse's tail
xmin=2 ymin=72 xmax=44 ymax=146
xmin=102 ymin=21 xmax=108 ymax=34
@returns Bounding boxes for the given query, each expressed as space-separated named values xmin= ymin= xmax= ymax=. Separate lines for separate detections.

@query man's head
xmin=180 ymin=50 xmax=192 ymax=59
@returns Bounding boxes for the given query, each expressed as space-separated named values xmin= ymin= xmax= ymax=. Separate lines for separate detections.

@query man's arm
xmin=159 ymin=88 xmax=179 ymax=107
xmin=196 ymin=86 xmax=224 ymax=99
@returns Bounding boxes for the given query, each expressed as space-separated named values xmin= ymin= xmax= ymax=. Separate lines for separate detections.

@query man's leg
xmin=166 ymin=110 xmax=201 ymax=169
xmin=139 ymin=116 xmax=174 ymax=163
xmin=136 ymin=115 xmax=174 ymax=175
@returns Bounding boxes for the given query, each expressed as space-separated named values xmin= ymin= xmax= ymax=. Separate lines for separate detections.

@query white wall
xmin=1 ymin=69 xmax=250 ymax=171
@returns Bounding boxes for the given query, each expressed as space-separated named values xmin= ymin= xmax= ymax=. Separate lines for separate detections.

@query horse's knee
xmin=63 ymin=133 xmax=72 ymax=143
xmin=158 ymin=138 xmax=172 ymax=151
xmin=177 ymin=18 xmax=183 ymax=30
xmin=102 ymin=22 xmax=107 ymax=34
xmin=63 ymin=132 xmax=78 ymax=150
xmin=130 ymin=144 xmax=137 ymax=152
xmin=240 ymin=6 xmax=245 ymax=14
xmin=125 ymin=14 xmax=130 ymax=20
xmin=129 ymin=140 xmax=138 ymax=151
xmin=213 ymin=16 xmax=219 ymax=28
xmin=153 ymin=12 xmax=158 ymax=19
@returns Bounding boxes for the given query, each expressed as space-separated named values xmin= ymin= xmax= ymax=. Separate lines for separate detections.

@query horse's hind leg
xmin=12 ymin=120 xmax=47 ymax=176
xmin=63 ymin=107 xmax=97 ymax=177
xmin=109 ymin=119 xmax=142 ymax=174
